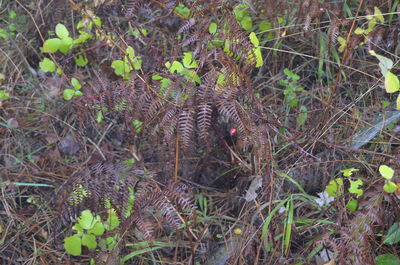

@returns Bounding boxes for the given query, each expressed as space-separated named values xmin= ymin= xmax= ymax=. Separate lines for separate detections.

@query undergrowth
xmin=0 ymin=0 xmax=400 ymax=264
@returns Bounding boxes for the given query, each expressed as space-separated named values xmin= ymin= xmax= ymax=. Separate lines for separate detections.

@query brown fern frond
xmin=134 ymin=216 xmax=155 ymax=239
xmin=177 ymin=18 xmax=196 ymax=34
xmin=197 ymin=103 xmax=213 ymax=142
xmin=124 ymin=0 xmax=145 ymax=19
xmin=218 ymin=100 xmax=245 ymax=134
xmin=178 ymin=108 xmax=196 ymax=151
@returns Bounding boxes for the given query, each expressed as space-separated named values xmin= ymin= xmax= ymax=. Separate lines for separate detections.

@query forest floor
xmin=1 ymin=1 xmax=400 ymax=265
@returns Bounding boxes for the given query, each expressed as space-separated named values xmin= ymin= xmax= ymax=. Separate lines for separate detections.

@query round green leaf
xmin=241 ymin=16 xmax=253 ymax=31
xmin=383 ymin=181 xmax=397 ymax=193
xmin=43 ymin=38 xmax=61 ymax=53
xmin=39 ymin=58 xmax=56 ymax=72
xmin=325 ymin=178 xmax=343 ymax=197
xmin=383 ymin=222 xmax=400 ymax=245
xmin=346 ymin=199 xmax=358 ymax=211
xmin=111 ymin=60 xmax=125 ymax=76
xmin=82 ymin=233 xmax=97 ymax=250
xmin=74 ymin=91 xmax=83 ymax=97
xmin=63 ymin=89 xmax=75 ymax=100
xmin=209 ymin=22 xmax=217 ymax=34
xmin=379 ymin=165 xmax=394 ymax=180
xmin=56 ymin=23 xmax=69 ymax=39
xmin=64 ymin=234 xmax=82 ymax=256
xmin=375 ymin=254 xmax=400 ymax=265
xmin=77 ymin=210 xmax=96 ymax=229
xmin=71 ymin=78 xmax=82 ymax=90
xmin=88 ymin=222 xmax=105 ymax=236
xmin=385 ymin=72 xmax=400 ymax=93
xmin=59 ymin=37 xmax=73 ymax=55
xmin=126 ymin=46 xmax=135 ymax=59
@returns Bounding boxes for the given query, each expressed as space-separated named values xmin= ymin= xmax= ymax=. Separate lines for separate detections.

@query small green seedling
xmin=42 ymin=24 xmax=73 ymax=55
xmin=64 ymin=209 xmax=120 ymax=256
xmin=174 ymin=3 xmax=190 ymax=18
xmin=279 ymin=68 xmax=304 ymax=108
xmin=111 ymin=46 xmax=142 ymax=79
xmin=379 ymin=165 xmax=397 ymax=193
xmin=63 ymin=78 xmax=83 ymax=100
xmin=233 ymin=3 xmax=253 ymax=31
xmin=369 ymin=51 xmax=400 ymax=109
xmin=325 ymin=168 xmax=364 ymax=211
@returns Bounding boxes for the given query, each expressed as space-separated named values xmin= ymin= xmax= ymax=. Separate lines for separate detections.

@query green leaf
xmin=182 ymin=52 xmax=198 ymax=68
xmin=74 ymin=91 xmax=83 ymax=97
xmin=43 ymin=38 xmax=61 ymax=53
xmin=241 ymin=16 xmax=253 ymax=31
xmin=379 ymin=165 xmax=394 ymax=180
xmin=39 ymin=58 xmax=56 ymax=72
xmin=0 ymin=90 xmax=10 ymax=100
xmin=77 ymin=210 xmax=96 ymax=230
xmin=375 ymin=254 xmax=400 ymax=265
xmin=341 ymin=167 xmax=358 ymax=177
xmin=152 ymin=74 xmax=163 ymax=80
xmin=337 ymin=36 xmax=347 ymax=53
xmin=88 ymin=222 xmax=105 ymax=236
xmin=74 ymin=54 xmax=88 ymax=67
xmin=74 ymin=32 xmax=93 ymax=44
xmin=374 ymin=7 xmax=385 ymax=23
xmin=131 ymin=57 xmax=142 ymax=70
xmin=96 ymin=111 xmax=103 ymax=123
xmin=160 ymin=78 xmax=171 ymax=88
xmin=93 ymin=16 xmax=102 ymax=27
xmin=104 ymin=209 xmax=120 ymax=230
xmin=169 ymin=61 xmax=184 ymax=74
xmin=72 ymin=224 xmax=84 ymax=234
xmin=71 ymin=78 xmax=82 ymax=90
xmin=383 ymin=181 xmax=397 ymax=193
xmin=253 ymin=47 xmax=263 ymax=67
xmin=346 ymin=199 xmax=358 ymax=211
xmin=63 ymin=89 xmax=75 ymax=100
xmin=55 ymin=24 xmax=69 ymax=39
xmin=325 ymin=178 xmax=343 ymax=197
xmin=126 ymin=46 xmax=135 ymax=58
xmin=354 ymin=27 xmax=365 ymax=35
xmin=369 ymin=50 xmax=393 ymax=76
xmin=396 ymin=94 xmax=400 ymax=110
xmin=297 ymin=106 xmax=307 ymax=127
xmin=9 ymin=10 xmax=17 ymax=19
xmin=383 ymin=222 xmax=400 ymax=245
xmin=249 ymin=32 xmax=259 ymax=46
xmin=111 ymin=60 xmax=126 ymax=76
xmin=64 ymin=234 xmax=82 ymax=256
xmin=0 ymin=28 xmax=9 ymax=40
xmin=59 ymin=37 xmax=73 ymax=55
xmin=259 ymin=20 xmax=271 ymax=32
xmin=384 ymin=72 xmax=400 ymax=93
xmin=81 ymin=233 xmax=97 ymax=250
xmin=209 ymin=22 xmax=217 ymax=34
xmin=348 ymin=179 xmax=364 ymax=197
